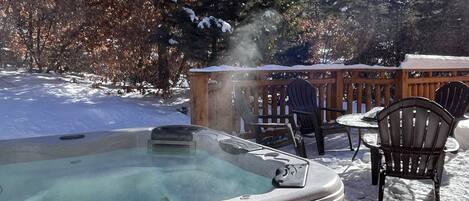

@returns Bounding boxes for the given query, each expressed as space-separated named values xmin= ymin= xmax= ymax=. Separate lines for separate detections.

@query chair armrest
xmin=367 ymin=143 xmax=381 ymax=150
xmin=257 ymin=114 xmax=294 ymax=119
xmin=290 ymin=109 xmax=320 ymax=131
xmin=362 ymin=132 xmax=381 ymax=149
xmin=455 ymin=116 xmax=468 ymax=122
xmin=248 ymin=122 xmax=290 ymax=128
xmin=444 ymin=137 xmax=460 ymax=153
xmin=237 ymin=132 xmax=256 ymax=139
xmin=319 ymin=107 xmax=346 ymax=114
xmin=291 ymin=109 xmax=314 ymax=116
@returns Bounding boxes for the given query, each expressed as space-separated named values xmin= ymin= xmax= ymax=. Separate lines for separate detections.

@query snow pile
xmin=168 ymin=38 xmax=179 ymax=45
xmin=401 ymin=54 xmax=469 ymax=69
xmin=454 ymin=118 xmax=469 ymax=150
xmin=218 ymin=19 xmax=232 ymax=33
xmin=197 ymin=17 xmax=232 ymax=33
xmin=182 ymin=7 xmax=232 ymax=33
xmin=197 ymin=17 xmax=212 ymax=29
xmin=182 ymin=7 xmax=198 ymax=22
xmin=192 ymin=54 xmax=469 ymax=72
xmin=0 ymin=70 xmax=189 ymax=139
xmin=263 ymin=10 xmax=276 ymax=18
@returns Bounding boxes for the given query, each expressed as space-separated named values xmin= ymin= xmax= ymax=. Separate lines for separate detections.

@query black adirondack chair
xmin=435 ymin=81 xmax=469 ymax=121
xmin=286 ymin=79 xmax=353 ymax=155
xmin=371 ymin=97 xmax=458 ymax=201
xmin=234 ymin=88 xmax=307 ymax=158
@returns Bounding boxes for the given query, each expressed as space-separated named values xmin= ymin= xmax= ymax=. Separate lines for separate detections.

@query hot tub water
xmin=0 ymin=147 xmax=273 ymax=201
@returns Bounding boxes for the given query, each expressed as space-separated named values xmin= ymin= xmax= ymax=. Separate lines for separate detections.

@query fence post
xmin=333 ymin=70 xmax=345 ymax=118
xmin=396 ymin=69 xmax=409 ymax=100
xmin=190 ymin=72 xmax=210 ymax=126
xmin=210 ymin=73 xmax=233 ymax=133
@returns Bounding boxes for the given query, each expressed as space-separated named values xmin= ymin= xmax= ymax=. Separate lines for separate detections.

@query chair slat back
xmin=286 ymin=79 xmax=320 ymax=132
xmin=234 ymin=88 xmax=261 ymax=135
xmin=377 ymin=98 xmax=454 ymax=178
xmin=435 ymin=81 xmax=469 ymax=119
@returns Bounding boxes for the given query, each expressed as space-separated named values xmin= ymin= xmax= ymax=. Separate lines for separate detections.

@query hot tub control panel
xmin=272 ymin=164 xmax=308 ymax=188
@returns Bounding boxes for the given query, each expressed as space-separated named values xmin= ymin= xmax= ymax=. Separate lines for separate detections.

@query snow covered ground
xmin=1 ymin=70 xmax=469 ymax=200
xmin=0 ymin=70 xmax=189 ymax=140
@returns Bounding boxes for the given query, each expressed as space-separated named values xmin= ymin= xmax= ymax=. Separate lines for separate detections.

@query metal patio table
xmin=336 ymin=113 xmax=378 ymax=161
xmin=336 ymin=113 xmax=380 ymax=185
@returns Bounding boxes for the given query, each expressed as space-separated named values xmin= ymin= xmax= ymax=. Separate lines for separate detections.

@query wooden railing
xmin=189 ymin=65 xmax=469 ymax=133
xmin=405 ymin=70 xmax=469 ymax=99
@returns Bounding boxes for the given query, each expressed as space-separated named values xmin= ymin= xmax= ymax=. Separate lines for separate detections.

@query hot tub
xmin=0 ymin=125 xmax=344 ymax=201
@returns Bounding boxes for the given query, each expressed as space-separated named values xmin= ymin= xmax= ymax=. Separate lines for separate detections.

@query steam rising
xmin=222 ymin=10 xmax=283 ymax=67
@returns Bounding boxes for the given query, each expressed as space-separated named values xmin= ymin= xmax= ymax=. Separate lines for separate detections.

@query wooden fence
xmin=190 ymin=66 xmax=469 ymax=133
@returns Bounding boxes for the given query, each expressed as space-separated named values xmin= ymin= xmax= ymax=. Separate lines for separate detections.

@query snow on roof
xmin=190 ymin=64 xmax=398 ymax=73
xmin=400 ymin=54 xmax=469 ymax=69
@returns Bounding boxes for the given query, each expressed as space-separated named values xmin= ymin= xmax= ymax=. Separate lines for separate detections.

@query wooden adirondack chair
xmin=372 ymin=97 xmax=457 ymax=201
xmin=286 ymin=79 xmax=353 ymax=155
xmin=234 ymin=88 xmax=307 ymax=158
xmin=435 ymin=81 xmax=469 ymax=121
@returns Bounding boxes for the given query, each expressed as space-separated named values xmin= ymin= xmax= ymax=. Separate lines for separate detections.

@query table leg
xmin=370 ymin=147 xmax=379 ymax=185
xmin=352 ymin=128 xmax=362 ymax=161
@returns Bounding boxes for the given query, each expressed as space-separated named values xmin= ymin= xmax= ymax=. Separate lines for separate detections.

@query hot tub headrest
xmin=219 ymin=138 xmax=262 ymax=154
xmin=151 ymin=125 xmax=203 ymax=142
